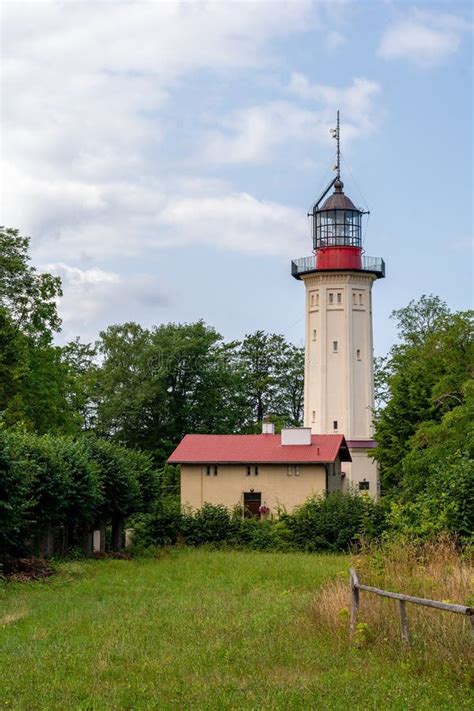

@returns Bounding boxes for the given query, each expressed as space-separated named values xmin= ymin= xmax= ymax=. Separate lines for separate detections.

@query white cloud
xmin=23 ymin=175 xmax=307 ymax=264
xmin=378 ymin=9 xmax=471 ymax=67
xmin=158 ymin=191 xmax=308 ymax=256
xmin=205 ymin=77 xmax=381 ymax=164
xmin=0 ymin=1 xmax=372 ymax=341
xmin=326 ymin=31 xmax=347 ymax=51
xmin=47 ymin=263 xmax=169 ymax=342
xmin=205 ymin=101 xmax=320 ymax=164
xmin=2 ymin=1 xmax=315 ymax=261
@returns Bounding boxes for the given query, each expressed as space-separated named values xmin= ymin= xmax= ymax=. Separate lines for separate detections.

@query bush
xmin=0 ymin=430 xmax=30 ymax=556
xmin=131 ymin=494 xmax=387 ymax=553
xmin=131 ymin=496 xmax=183 ymax=548
xmin=387 ymin=453 xmax=474 ymax=543
xmin=181 ymin=503 xmax=239 ymax=546
xmin=282 ymin=491 xmax=387 ymax=552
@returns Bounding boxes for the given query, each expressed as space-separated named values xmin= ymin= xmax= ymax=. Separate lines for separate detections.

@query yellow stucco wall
xmin=180 ymin=463 xmax=338 ymax=514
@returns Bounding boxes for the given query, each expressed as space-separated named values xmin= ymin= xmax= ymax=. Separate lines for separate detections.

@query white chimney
xmin=281 ymin=427 xmax=312 ymax=446
xmin=262 ymin=421 xmax=275 ymax=435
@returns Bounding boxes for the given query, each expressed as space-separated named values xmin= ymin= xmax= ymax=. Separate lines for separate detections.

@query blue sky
xmin=2 ymin=0 xmax=472 ymax=355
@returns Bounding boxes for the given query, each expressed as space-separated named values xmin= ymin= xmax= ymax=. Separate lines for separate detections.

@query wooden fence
xmin=349 ymin=568 xmax=474 ymax=645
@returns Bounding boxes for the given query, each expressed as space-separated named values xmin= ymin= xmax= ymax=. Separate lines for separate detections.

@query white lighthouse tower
xmin=291 ymin=113 xmax=385 ymax=496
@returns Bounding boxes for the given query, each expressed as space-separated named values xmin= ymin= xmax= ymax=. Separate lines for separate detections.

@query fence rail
xmin=349 ymin=568 xmax=474 ymax=645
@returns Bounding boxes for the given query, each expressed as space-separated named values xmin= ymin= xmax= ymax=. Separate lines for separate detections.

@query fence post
xmin=398 ymin=600 xmax=410 ymax=645
xmin=350 ymin=568 xmax=359 ymax=642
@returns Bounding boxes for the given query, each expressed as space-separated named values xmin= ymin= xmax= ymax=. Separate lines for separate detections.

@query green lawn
xmin=0 ymin=549 xmax=471 ymax=710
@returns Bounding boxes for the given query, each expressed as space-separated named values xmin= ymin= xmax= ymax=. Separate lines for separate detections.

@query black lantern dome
xmin=313 ymin=177 xmax=362 ymax=250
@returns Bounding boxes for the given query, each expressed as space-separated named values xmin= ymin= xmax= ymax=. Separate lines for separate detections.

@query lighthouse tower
xmin=291 ymin=113 xmax=385 ymax=496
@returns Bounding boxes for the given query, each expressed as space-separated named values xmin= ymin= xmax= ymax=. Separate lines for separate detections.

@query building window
xmin=359 ymin=293 xmax=363 ymax=306
xmin=356 ymin=349 xmax=361 ymax=360
xmin=359 ymin=480 xmax=370 ymax=491
xmin=295 ymin=465 xmax=300 ymax=477
xmin=353 ymin=293 xmax=357 ymax=305
xmin=312 ymin=329 xmax=317 ymax=341
xmin=329 ymin=293 xmax=334 ymax=304
xmin=214 ymin=466 xmax=218 ymax=476
xmin=310 ymin=293 xmax=315 ymax=306
xmin=287 ymin=465 xmax=293 ymax=477
xmin=312 ymin=410 xmax=316 ymax=422
xmin=333 ymin=420 xmax=338 ymax=430
xmin=206 ymin=465 xmax=218 ymax=476
xmin=333 ymin=341 xmax=338 ymax=352
xmin=246 ymin=466 xmax=251 ymax=477
xmin=337 ymin=293 xmax=342 ymax=304
xmin=316 ymin=293 xmax=319 ymax=306
xmin=254 ymin=465 xmax=259 ymax=477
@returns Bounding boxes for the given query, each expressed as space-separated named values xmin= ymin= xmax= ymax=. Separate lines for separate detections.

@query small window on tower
xmin=329 ymin=293 xmax=334 ymax=304
xmin=310 ymin=293 xmax=315 ymax=306
xmin=316 ymin=293 xmax=319 ymax=305
xmin=337 ymin=293 xmax=342 ymax=304
xmin=312 ymin=329 xmax=317 ymax=341
xmin=356 ymin=349 xmax=361 ymax=360
xmin=359 ymin=293 xmax=363 ymax=306
xmin=333 ymin=420 xmax=338 ymax=430
xmin=353 ymin=293 xmax=357 ymax=305
xmin=359 ymin=480 xmax=370 ymax=491
xmin=333 ymin=341 xmax=338 ymax=352
xmin=312 ymin=410 xmax=316 ymax=422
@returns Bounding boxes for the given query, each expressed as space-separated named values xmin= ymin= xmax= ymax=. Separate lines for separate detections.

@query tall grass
xmin=1 ymin=549 xmax=472 ymax=708
xmin=312 ymin=537 xmax=473 ymax=681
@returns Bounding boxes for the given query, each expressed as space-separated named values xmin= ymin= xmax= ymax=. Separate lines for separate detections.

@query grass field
xmin=0 ymin=549 xmax=472 ymax=710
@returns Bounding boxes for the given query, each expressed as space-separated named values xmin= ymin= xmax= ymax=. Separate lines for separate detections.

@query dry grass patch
xmin=312 ymin=537 xmax=473 ymax=681
xmin=0 ymin=611 xmax=28 ymax=627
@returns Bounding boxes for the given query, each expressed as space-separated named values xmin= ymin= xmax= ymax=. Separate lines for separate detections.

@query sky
xmin=1 ymin=0 xmax=472 ymax=355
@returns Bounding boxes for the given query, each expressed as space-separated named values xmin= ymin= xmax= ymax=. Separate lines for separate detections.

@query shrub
xmin=0 ymin=430 xmax=30 ymax=556
xmin=181 ymin=503 xmax=238 ymax=546
xmin=282 ymin=491 xmax=386 ymax=552
xmin=131 ymin=496 xmax=183 ymax=548
xmin=387 ymin=453 xmax=474 ymax=543
xmin=234 ymin=517 xmax=293 ymax=551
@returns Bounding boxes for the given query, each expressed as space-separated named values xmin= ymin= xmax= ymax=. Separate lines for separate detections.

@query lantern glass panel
xmin=314 ymin=208 xmax=362 ymax=249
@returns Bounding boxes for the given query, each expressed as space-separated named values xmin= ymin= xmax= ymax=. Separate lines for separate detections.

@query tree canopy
xmin=1 ymin=228 xmax=472 ymax=550
xmin=373 ymin=295 xmax=473 ymax=537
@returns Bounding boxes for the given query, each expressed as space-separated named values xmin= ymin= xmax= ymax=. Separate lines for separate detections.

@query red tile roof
xmin=168 ymin=433 xmax=351 ymax=464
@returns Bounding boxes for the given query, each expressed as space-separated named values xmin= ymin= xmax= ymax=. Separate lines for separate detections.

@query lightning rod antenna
xmin=335 ymin=110 xmax=341 ymax=179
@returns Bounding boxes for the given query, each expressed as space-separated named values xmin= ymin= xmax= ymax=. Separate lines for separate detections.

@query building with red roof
xmin=169 ymin=427 xmax=351 ymax=515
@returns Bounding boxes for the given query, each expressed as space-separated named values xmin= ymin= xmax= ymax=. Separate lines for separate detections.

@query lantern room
xmin=291 ymin=111 xmax=385 ymax=281
xmin=313 ymin=178 xmax=361 ymax=250
xmin=313 ymin=177 xmax=364 ymax=271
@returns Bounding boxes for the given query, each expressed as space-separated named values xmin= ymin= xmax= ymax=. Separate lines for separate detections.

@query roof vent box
xmin=281 ymin=428 xmax=312 ymax=446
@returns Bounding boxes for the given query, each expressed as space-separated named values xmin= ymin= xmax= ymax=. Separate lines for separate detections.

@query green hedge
xmin=0 ymin=430 xmax=159 ymax=557
xmin=131 ymin=492 xmax=388 ymax=553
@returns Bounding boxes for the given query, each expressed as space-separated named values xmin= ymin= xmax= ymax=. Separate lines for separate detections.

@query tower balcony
xmin=291 ymin=254 xmax=385 ymax=280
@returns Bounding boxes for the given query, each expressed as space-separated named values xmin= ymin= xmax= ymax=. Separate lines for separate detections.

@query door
xmin=243 ymin=491 xmax=261 ymax=518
